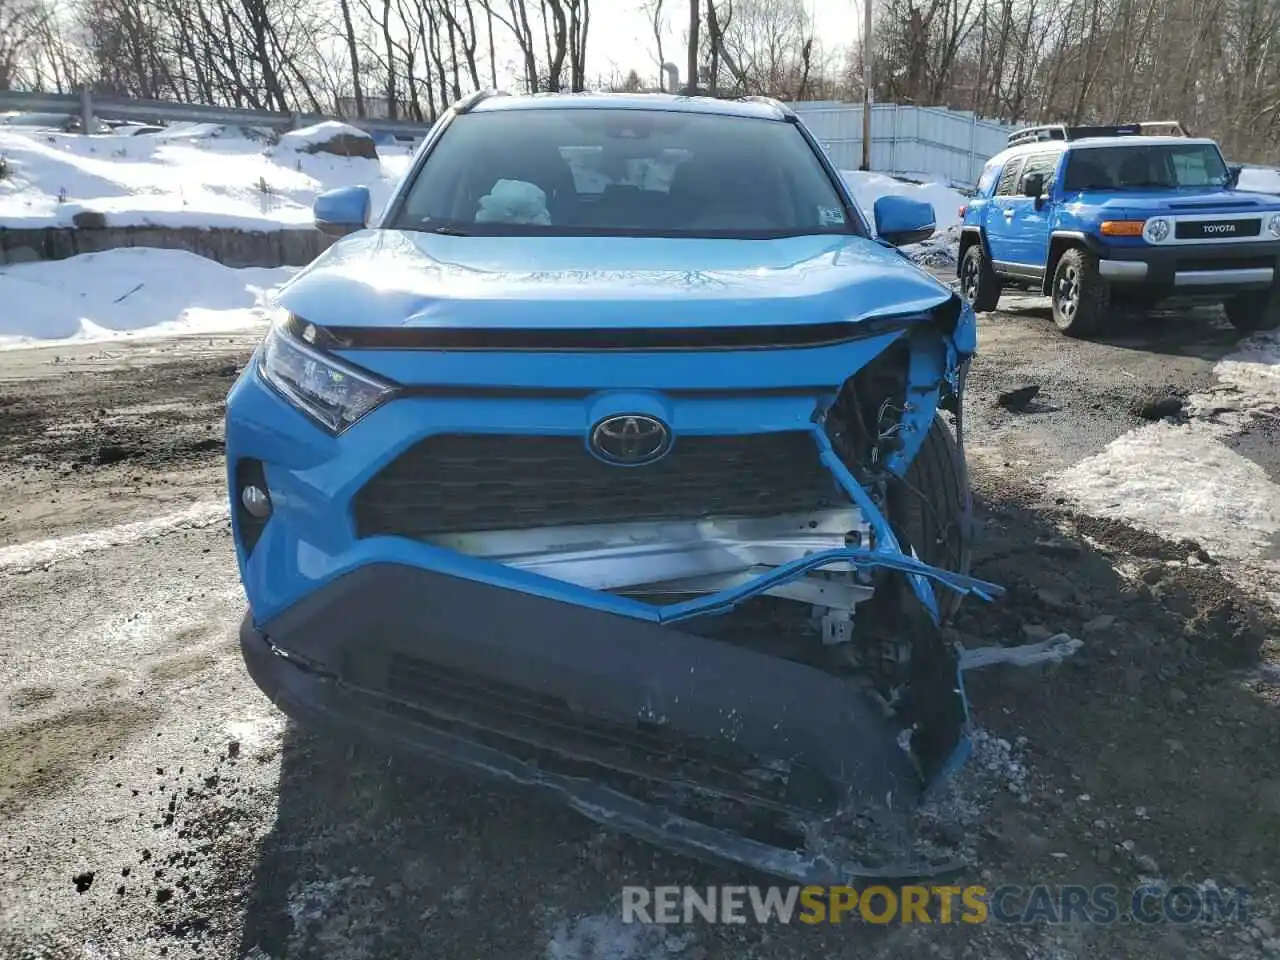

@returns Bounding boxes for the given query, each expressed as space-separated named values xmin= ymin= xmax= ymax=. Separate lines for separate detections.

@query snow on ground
xmin=1052 ymin=331 xmax=1280 ymax=607
xmin=0 ymin=122 xmax=418 ymax=230
xmin=842 ymin=169 xmax=966 ymax=266
xmin=841 ymin=170 xmax=967 ymax=231
xmin=0 ymin=137 xmax=967 ymax=348
xmin=1240 ymin=166 xmax=1280 ymax=195
xmin=277 ymin=120 xmax=370 ymax=152
xmin=544 ymin=913 xmax=692 ymax=960
xmin=0 ymin=247 xmax=293 ymax=347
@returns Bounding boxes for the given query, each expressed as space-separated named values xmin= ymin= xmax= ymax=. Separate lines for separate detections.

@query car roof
xmin=468 ymin=92 xmax=791 ymax=122
xmin=984 ymin=134 xmax=1220 ymax=170
xmin=1065 ymin=135 xmax=1218 ymax=149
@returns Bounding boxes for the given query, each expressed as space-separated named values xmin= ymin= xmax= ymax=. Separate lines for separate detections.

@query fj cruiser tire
xmin=889 ymin=414 xmax=973 ymax=623
xmin=959 ymin=243 xmax=1001 ymax=313
xmin=1224 ymin=289 xmax=1280 ymax=332
xmin=1051 ymin=248 xmax=1109 ymax=337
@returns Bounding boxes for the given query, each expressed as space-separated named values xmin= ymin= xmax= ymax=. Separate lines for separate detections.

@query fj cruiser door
xmin=1006 ymin=151 xmax=1063 ymax=270
xmin=984 ymin=156 xmax=1026 ymax=265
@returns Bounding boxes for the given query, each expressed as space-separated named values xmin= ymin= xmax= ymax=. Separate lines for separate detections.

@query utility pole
xmin=687 ymin=0 xmax=701 ymax=94
xmin=861 ymin=0 xmax=873 ymax=170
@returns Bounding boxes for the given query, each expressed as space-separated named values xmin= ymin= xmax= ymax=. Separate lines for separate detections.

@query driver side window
xmin=995 ymin=157 xmax=1026 ymax=196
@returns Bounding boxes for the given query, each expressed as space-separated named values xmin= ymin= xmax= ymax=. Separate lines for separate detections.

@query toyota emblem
xmin=589 ymin=414 xmax=672 ymax=465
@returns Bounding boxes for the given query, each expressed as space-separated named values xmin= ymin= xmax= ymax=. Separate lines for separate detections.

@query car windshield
xmin=1062 ymin=143 xmax=1230 ymax=191
xmin=389 ymin=107 xmax=859 ymax=238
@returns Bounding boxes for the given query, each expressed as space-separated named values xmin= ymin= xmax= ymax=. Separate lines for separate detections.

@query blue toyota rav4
xmin=958 ymin=121 xmax=1280 ymax=335
xmin=225 ymin=92 xmax=1004 ymax=881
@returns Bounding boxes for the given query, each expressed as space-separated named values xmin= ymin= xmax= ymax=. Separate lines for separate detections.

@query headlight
xmin=1143 ymin=218 xmax=1171 ymax=243
xmin=258 ymin=314 xmax=396 ymax=434
xmin=1268 ymin=214 xmax=1280 ymax=238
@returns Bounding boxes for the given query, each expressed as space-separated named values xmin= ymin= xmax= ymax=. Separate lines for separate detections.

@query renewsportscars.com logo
xmin=621 ymin=884 xmax=1249 ymax=926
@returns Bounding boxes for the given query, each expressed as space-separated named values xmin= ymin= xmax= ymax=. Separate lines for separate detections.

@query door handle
xmin=1003 ymin=209 xmax=1014 ymax=219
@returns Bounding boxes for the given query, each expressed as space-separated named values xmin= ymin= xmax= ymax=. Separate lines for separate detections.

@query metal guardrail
xmin=0 ymin=89 xmax=433 ymax=138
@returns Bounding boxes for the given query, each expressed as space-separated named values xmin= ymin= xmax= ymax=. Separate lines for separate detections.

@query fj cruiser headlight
xmin=258 ymin=313 xmax=396 ymax=434
xmin=1143 ymin=218 xmax=1171 ymax=243
xmin=1267 ymin=214 xmax=1280 ymax=239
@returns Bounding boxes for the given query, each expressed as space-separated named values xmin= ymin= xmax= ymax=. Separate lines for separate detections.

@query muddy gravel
xmin=1 ymin=300 xmax=1278 ymax=960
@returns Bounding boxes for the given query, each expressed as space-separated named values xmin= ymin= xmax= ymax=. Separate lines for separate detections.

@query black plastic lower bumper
xmin=1099 ymin=240 xmax=1279 ymax=294
xmin=240 ymin=564 xmax=958 ymax=881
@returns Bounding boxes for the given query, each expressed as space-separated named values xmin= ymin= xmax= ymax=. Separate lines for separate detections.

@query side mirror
xmin=314 ymin=185 xmax=371 ymax=237
xmin=1022 ymin=172 xmax=1046 ymax=199
xmin=1227 ymin=164 xmax=1243 ymax=189
xmin=873 ymin=195 xmax=936 ymax=247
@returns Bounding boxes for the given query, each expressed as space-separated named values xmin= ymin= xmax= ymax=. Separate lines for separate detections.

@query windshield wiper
xmin=423 ymin=222 xmax=473 ymax=236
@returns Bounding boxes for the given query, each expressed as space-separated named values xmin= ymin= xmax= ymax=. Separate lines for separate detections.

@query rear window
xmin=1063 ymin=143 xmax=1230 ymax=190
xmin=390 ymin=108 xmax=858 ymax=238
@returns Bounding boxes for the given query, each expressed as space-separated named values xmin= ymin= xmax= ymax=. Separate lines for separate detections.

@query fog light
xmin=241 ymin=485 xmax=272 ymax=519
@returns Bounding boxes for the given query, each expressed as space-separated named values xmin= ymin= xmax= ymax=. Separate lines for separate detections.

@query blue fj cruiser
xmin=957 ymin=121 xmax=1280 ymax=335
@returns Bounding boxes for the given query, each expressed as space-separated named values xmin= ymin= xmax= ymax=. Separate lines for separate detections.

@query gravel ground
xmin=1 ymin=294 xmax=1279 ymax=960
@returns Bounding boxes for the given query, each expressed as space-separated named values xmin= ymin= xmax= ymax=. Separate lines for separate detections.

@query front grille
xmin=353 ymin=431 xmax=847 ymax=538
xmin=1174 ymin=219 xmax=1261 ymax=240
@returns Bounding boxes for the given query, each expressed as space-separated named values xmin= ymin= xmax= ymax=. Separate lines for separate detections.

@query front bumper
xmin=227 ymin=312 xmax=995 ymax=876
xmin=1097 ymin=239 xmax=1280 ymax=293
xmin=241 ymin=563 xmax=983 ymax=881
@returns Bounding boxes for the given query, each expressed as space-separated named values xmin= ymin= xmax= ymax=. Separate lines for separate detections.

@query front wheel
xmin=1051 ymin=248 xmax=1109 ymax=337
xmin=889 ymin=415 xmax=973 ymax=624
xmin=959 ymin=243 xmax=1001 ymax=313
xmin=1224 ymin=289 xmax=1280 ymax=332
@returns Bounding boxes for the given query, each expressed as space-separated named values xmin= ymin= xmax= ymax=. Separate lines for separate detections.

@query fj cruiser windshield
xmin=1062 ymin=143 xmax=1230 ymax=191
xmin=391 ymin=108 xmax=858 ymax=239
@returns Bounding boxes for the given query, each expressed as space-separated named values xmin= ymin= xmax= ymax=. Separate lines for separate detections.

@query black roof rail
xmin=1007 ymin=119 xmax=1189 ymax=147
xmin=452 ymin=89 xmax=508 ymax=114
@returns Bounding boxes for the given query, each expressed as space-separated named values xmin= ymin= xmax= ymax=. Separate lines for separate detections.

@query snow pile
xmin=0 ymin=122 xmax=417 ymax=230
xmin=278 ymin=120 xmax=372 ymax=152
xmin=841 ymin=169 xmax=966 ymax=266
xmin=1052 ymin=330 xmax=1280 ymax=605
xmin=1239 ymin=166 xmax=1280 ymax=195
xmin=0 ymin=247 xmax=293 ymax=347
xmin=840 ymin=170 xmax=967 ymax=231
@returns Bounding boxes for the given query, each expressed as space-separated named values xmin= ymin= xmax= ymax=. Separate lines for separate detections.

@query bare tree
xmin=0 ymin=0 xmax=50 ymax=89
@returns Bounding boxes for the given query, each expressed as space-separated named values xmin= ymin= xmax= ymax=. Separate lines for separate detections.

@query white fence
xmin=790 ymin=102 xmax=1017 ymax=188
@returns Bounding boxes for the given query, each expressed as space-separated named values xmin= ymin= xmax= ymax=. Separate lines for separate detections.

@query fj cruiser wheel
xmin=889 ymin=414 xmax=973 ymax=623
xmin=1224 ymin=289 xmax=1280 ymax=332
xmin=1051 ymin=248 xmax=1109 ymax=337
xmin=959 ymin=243 xmax=1001 ymax=313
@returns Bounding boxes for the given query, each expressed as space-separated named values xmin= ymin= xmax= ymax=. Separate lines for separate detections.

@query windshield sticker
xmin=819 ymin=206 xmax=846 ymax=225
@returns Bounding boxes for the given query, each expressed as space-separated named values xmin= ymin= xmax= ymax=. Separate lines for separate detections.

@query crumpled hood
xmin=276 ymin=229 xmax=953 ymax=330
xmin=1068 ymin=189 xmax=1280 ymax=218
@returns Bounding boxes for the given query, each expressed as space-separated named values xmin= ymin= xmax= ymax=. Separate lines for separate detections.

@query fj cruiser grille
xmin=352 ymin=431 xmax=846 ymax=538
xmin=1174 ymin=219 xmax=1261 ymax=240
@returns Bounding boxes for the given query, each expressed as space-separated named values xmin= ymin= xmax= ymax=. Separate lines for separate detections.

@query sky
xmin=500 ymin=0 xmax=865 ymax=89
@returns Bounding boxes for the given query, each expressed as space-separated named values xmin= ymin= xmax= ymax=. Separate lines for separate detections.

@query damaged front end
xmin=235 ymin=294 xmax=1018 ymax=882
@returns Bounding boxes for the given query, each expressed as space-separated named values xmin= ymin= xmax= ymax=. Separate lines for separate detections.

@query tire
xmin=1224 ymin=289 xmax=1280 ymax=332
xmin=959 ymin=242 xmax=1001 ymax=313
xmin=1051 ymin=248 xmax=1109 ymax=336
xmin=888 ymin=414 xmax=973 ymax=623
